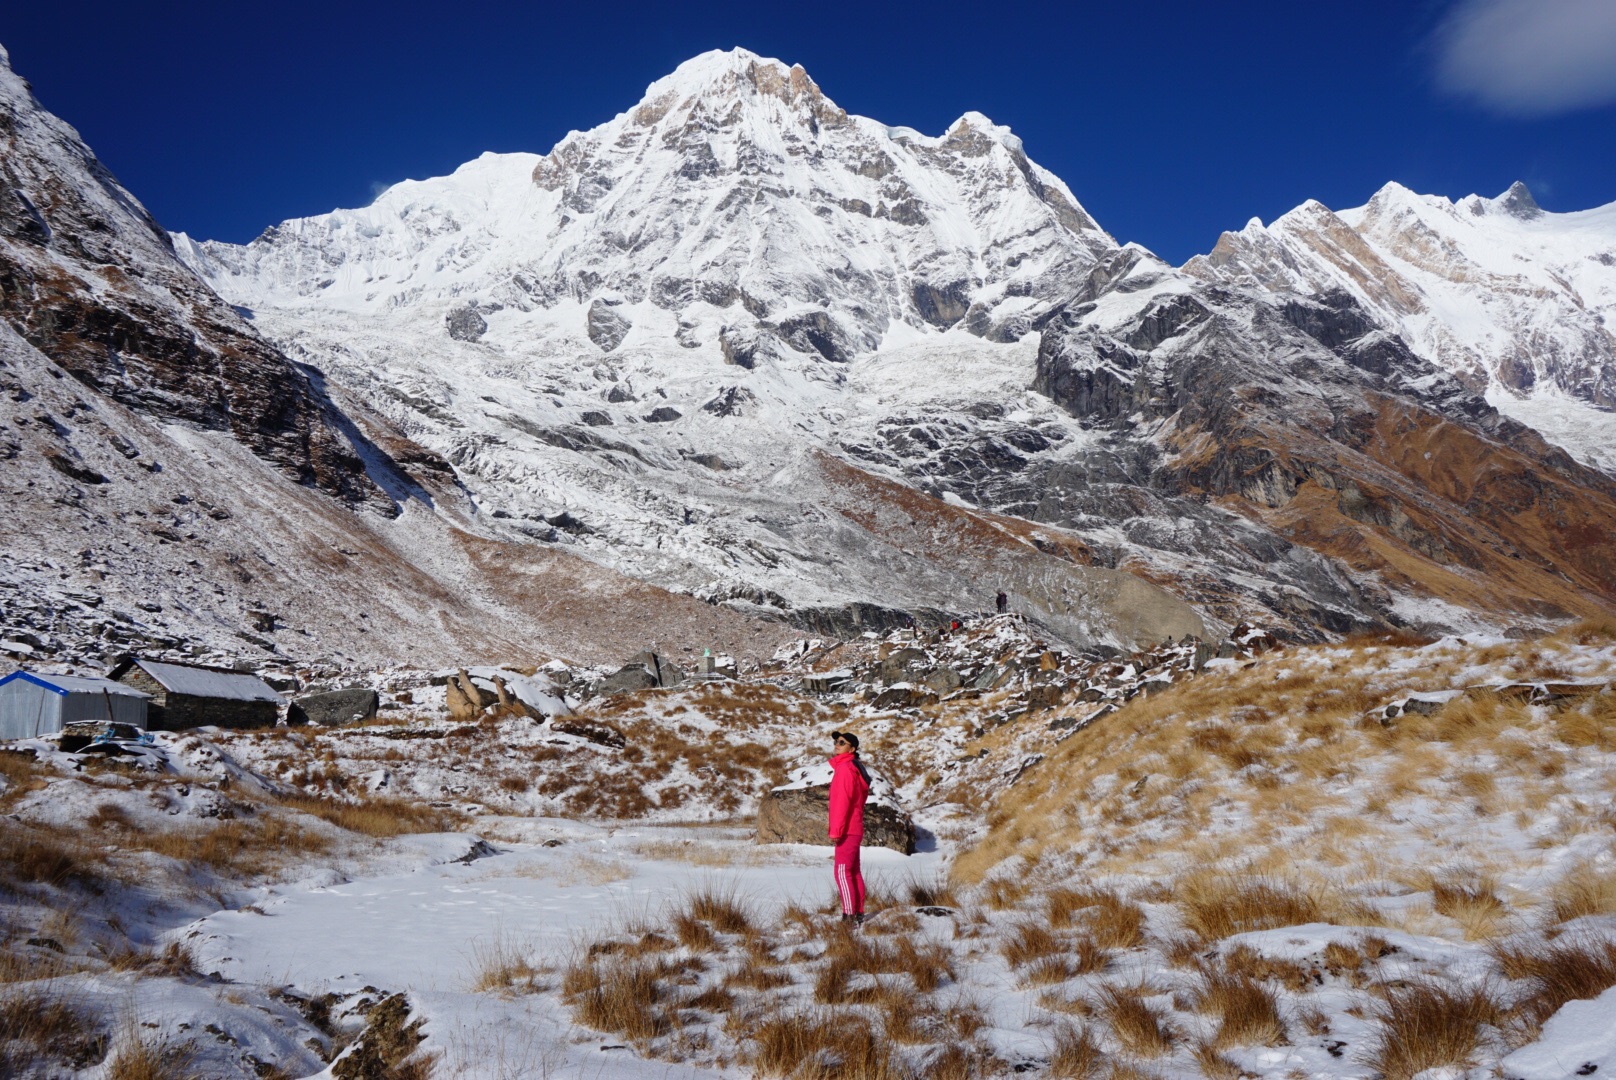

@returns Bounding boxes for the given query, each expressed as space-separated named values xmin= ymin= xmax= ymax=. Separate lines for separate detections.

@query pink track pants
xmin=834 ymin=834 xmax=865 ymax=915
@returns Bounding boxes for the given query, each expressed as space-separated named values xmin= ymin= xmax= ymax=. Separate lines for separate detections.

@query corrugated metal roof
xmin=133 ymin=660 xmax=282 ymax=703
xmin=0 ymin=671 xmax=151 ymax=697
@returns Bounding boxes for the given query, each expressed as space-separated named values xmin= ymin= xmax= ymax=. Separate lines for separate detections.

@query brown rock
xmin=756 ymin=784 xmax=915 ymax=854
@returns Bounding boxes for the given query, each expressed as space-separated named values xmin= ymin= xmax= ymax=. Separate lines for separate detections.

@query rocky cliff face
xmin=1184 ymin=182 xmax=1616 ymax=471
xmin=1022 ymin=269 xmax=1616 ymax=632
xmin=0 ymin=44 xmax=394 ymax=508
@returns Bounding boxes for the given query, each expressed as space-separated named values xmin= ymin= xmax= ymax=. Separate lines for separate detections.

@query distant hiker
xmin=995 ymin=590 xmax=1008 ymax=614
xmin=950 ymin=619 xmax=961 ymax=631
xmin=828 ymin=731 xmax=870 ymax=926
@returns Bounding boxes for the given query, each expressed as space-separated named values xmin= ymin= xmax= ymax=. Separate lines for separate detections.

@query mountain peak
xmin=1494 ymin=180 xmax=1543 ymax=220
xmin=635 ymin=47 xmax=837 ymax=121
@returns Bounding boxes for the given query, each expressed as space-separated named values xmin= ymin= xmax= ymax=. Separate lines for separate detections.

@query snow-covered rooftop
xmin=126 ymin=660 xmax=282 ymax=703
xmin=0 ymin=670 xmax=151 ymax=697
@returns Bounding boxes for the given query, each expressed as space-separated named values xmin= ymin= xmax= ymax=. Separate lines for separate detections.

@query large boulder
xmin=756 ymin=761 xmax=915 ymax=854
xmin=596 ymin=664 xmax=659 ymax=696
xmin=290 ymin=688 xmax=379 ymax=726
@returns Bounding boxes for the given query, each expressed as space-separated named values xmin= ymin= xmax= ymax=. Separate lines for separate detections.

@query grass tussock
xmin=1427 ymin=868 xmax=1510 ymax=940
xmin=1098 ymin=983 xmax=1175 ymax=1057
xmin=0 ymin=988 xmax=105 ymax=1073
xmin=277 ymin=792 xmax=460 ymax=837
xmin=469 ymin=929 xmax=543 ymax=994
xmin=105 ymin=1030 xmax=197 ymax=1080
xmin=1367 ymin=979 xmax=1504 ymax=1080
xmin=1175 ymin=874 xmax=1328 ymax=940
xmin=1195 ymin=969 xmax=1286 ymax=1048
xmin=1549 ymin=861 xmax=1616 ymax=924
xmin=561 ymin=953 xmax=676 ymax=1042
xmin=682 ymin=888 xmax=754 ymax=935
xmin=1490 ymin=935 xmax=1616 ymax=1026
xmin=1047 ymin=1024 xmax=1104 ymax=1079
xmin=746 ymin=1010 xmax=902 ymax=1080
xmin=1001 ymin=923 xmax=1062 ymax=969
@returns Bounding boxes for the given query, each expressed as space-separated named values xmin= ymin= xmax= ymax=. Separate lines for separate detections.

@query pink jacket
xmin=828 ymin=752 xmax=870 ymax=838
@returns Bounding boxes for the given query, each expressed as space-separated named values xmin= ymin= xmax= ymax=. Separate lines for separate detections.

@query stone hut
xmin=106 ymin=657 xmax=281 ymax=730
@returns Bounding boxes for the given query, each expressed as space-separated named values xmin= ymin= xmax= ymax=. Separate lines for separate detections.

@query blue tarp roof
xmin=0 ymin=671 xmax=151 ymax=697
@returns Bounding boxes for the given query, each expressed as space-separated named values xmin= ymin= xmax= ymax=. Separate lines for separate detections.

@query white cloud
xmin=1435 ymin=0 xmax=1616 ymax=116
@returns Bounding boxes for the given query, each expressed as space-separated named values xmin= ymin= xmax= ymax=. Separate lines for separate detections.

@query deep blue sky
xmin=5 ymin=0 xmax=1613 ymax=263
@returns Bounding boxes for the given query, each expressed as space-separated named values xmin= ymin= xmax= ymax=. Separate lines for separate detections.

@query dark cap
xmin=831 ymin=731 xmax=859 ymax=751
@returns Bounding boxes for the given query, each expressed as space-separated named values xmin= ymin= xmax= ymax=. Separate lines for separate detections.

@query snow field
xmin=4 ymin=621 xmax=1616 ymax=1078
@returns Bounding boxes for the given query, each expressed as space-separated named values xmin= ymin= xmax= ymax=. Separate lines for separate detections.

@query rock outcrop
xmin=290 ymin=688 xmax=379 ymax=726
xmin=757 ymin=779 xmax=915 ymax=854
xmin=0 ymin=45 xmax=397 ymax=509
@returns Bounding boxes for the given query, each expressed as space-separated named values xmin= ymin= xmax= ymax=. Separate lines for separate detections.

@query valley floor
xmin=4 ymin=621 xmax=1616 ymax=1079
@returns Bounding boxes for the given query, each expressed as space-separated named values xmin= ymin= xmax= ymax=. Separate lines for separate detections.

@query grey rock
xmin=643 ymin=406 xmax=682 ymax=423
xmin=290 ymin=688 xmax=379 ymax=726
xmin=595 ymin=665 xmax=658 ymax=695
xmin=445 ymin=304 xmax=488 ymax=342
xmin=587 ymin=299 xmax=632 ymax=352
xmin=579 ymin=410 xmax=613 ymax=427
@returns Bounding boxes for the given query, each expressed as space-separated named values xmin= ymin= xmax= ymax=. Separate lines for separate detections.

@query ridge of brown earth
xmin=1165 ymin=391 xmax=1616 ymax=627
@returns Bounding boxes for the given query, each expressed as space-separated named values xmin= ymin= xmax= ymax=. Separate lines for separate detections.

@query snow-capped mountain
xmin=6 ymin=42 xmax=1614 ymax=662
xmin=164 ymin=47 xmax=1616 ymax=643
xmin=179 ymin=49 xmax=1115 ymax=365
xmin=1186 ymin=181 xmax=1616 ymax=472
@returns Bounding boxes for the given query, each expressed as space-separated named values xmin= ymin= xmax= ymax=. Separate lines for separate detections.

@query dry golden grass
xmin=561 ymin=953 xmax=674 ymax=1042
xmin=1426 ymin=869 xmax=1511 ymax=940
xmin=1367 ymin=979 xmax=1504 ymax=1080
xmin=1549 ymin=861 xmax=1616 ymax=924
xmin=1491 ymin=935 xmax=1616 ymax=1026
xmin=1098 ymin=983 xmax=1175 ymax=1057
xmin=469 ymin=929 xmax=543 ymax=994
xmin=0 ymin=988 xmax=105 ymax=1074
xmin=105 ymin=1028 xmax=197 ymax=1080
xmin=1194 ymin=969 xmax=1286 ymax=1048
xmin=683 ymin=888 xmax=754 ymax=935
xmin=1001 ymin=923 xmax=1063 ymax=969
xmin=745 ymin=1010 xmax=903 ymax=1080
xmin=902 ymin=873 xmax=959 ymax=909
xmin=1175 ymin=874 xmax=1325 ymax=940
xmin=954 ymin=632 xmax=1616 ymax=890
xmin=981 ymin=876 xmax=1029 ymax=910
xmin=1047 ymin=1024 xmax=1104 ymax=1079
xmin=1219 ymin=945 xmax=1313 ymax=993
xmin=1191 ymin=1042 xmax=1245 ymax=1080
xmin=107 ymin=941 xmax=198 ymax=979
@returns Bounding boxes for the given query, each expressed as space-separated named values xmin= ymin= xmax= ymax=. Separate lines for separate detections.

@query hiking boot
xmin=853 ymin=913 xmax=865 ymax=927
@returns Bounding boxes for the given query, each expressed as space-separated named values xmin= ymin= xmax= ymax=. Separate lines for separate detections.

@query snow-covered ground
xmin=5 ymin=622 xmax=1616 ymax=1079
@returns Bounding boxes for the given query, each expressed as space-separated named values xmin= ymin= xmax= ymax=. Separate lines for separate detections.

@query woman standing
xmin=828 ymin=731 xmax=871 ymax=926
